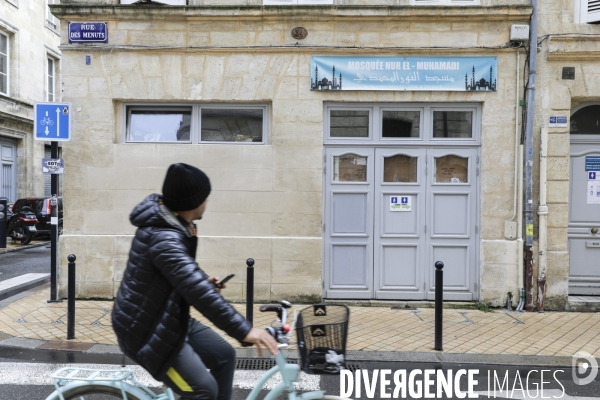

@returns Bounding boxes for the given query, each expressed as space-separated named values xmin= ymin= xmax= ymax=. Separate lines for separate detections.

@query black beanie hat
xmin=161 ymin=163 xmax=211 ymax=211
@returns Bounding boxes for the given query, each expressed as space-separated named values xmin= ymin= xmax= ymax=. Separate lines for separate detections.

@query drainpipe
xmin=524 ymin=0 xmax=538 ymax=312
xmin=536 ymin=127 xmax=548 ymax=311
xmin=513 ymin=49 xmax=525 ymax=311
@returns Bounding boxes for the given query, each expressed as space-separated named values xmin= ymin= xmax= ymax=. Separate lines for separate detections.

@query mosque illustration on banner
xmin=466 ymin=65 xmax=497 ymax=91
xmin=311 ymin=65 xmax=342 ymax=91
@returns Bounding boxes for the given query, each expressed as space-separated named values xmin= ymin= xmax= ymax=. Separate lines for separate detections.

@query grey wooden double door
xmin=324 ymin=147 xmax=479 ymax=301
xmin=569 ymin=141 xmax=600 ymax=295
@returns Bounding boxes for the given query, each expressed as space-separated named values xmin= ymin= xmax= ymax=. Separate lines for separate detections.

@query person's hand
xmin=242 ymin=328 xmax=279 ymax=356
xmin=208 ymin=276 xmax=222 ymax=292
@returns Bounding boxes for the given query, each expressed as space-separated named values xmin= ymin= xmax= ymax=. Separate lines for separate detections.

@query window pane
xmin=0 ymin=34 xmax=7 ymax=54
xmin=433 ymin=111 xmax=473 ymax=138
xmin=435 ymin=155 xmax=468 ymax=183
xmin=384 ymin=155 xmax=417 ymax=182
xmin=382 ymin=111 xmax=420 ymax=138
xmin=334 ymin=154 xmax=367 ymax=182
xmin=48 ymin=58 xmax=54 ymax=77
xmin=128 ymin=109 xmax=192 ymax=142
xmin=570 ymin=105 xmax=600 ymax=135
xmin=201 ymin=109 xmax=263 ymax=142
xmin=330 ymin=110 xmax=369 ymax=138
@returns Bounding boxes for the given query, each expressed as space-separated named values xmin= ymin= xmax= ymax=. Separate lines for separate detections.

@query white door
xmin=0 ymin=138 xmax=17 ymax=202
xmin=374 ymin=148 xmax=427 ymax=299
xmin=325 ymin=146 xmax=479 ymax=300
xmin=426 ymin=148 xmax=479 ymax=301
xmin=324 ymin=147 xmax=374 ymax=299
xmin=569 ymin=144 xmax=600 ymax=295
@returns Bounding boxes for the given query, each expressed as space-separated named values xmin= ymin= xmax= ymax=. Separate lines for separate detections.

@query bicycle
xmin=45 ymin=301 xmax=352 ymax=400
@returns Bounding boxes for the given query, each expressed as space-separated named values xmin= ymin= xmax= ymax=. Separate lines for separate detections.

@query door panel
xmin=569 ymin=144 xmax=600 ymax=295
xmin=324 ymin=147 xmax=374 ymax=299
xmin=427 ymin=148 xmax=478 ymax=301
xmin=0 ymin=138 xmax=17 ymax=202
xmin=374 ymin=148 xmax=426 ymax=299
xmin=324 ymin=146 xmax=478 ymax=301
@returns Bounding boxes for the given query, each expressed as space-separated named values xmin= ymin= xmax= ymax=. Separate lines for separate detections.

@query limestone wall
xmin=54 ymin=4 xmax=532 ymax=305
xmin=0 ymin=0 xmax=62 ymax=199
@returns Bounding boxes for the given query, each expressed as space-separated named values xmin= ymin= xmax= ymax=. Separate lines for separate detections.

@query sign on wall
xmin=68 ymin=22 xmax=108 ymax=43
xmin=588 ymin=171 xmax=600 ymax=205
xmin=310 ymin=56 xmax=497 ymax=92
xmin=42 ymin=158 xmax=64 ymax=175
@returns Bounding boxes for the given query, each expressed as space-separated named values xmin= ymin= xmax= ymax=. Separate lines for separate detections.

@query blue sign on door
xmin=401 ymin=197 xmax=408 ymax=204
xmin=586 ymin=156 xmax=600 ymax=171
xmin=34 ymin=103 xmax=71 ymax=142
xmin=391 ymin=197 xmax=398 ymax=204
xmin=68 ymin=22 xmax=108 ymax=43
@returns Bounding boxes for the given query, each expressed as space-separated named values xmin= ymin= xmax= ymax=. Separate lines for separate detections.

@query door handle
xmin=592 ymin=228 xmax=599 ymax=235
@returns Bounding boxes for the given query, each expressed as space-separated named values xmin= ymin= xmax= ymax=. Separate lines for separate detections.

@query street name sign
xmin=34 ymin=103 xmax=72 ymax=142
xmin=68 ymin=22 xmax=108 ymax=43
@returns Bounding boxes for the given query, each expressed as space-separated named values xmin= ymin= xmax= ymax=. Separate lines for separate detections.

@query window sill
xmin=45 ymin=21 xmax=61 ymax=37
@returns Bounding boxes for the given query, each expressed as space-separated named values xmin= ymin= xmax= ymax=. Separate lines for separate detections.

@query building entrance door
xmin=324 ymin=146 xmax=479 ymax=300
xmin=0 ymin=137 xmax=17 ymax=202
xmin=568 ymin=104 xmax=600 ymax=296
xmin=568 ymin=143 xmax=600 ymax=295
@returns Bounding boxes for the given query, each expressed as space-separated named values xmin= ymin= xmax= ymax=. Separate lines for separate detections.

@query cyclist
xmin=112 ymin=163 xmax=278 ymax=400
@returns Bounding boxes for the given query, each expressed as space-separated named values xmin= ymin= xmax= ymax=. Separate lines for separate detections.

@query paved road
xmin=0 ymin=352 xmax=599 ymax=399
xmin=0 ymin=244 xmax=50 ymax=281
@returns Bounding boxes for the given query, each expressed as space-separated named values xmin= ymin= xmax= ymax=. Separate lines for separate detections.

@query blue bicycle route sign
xmin=34 ymin=103 xmax=72 ymax=142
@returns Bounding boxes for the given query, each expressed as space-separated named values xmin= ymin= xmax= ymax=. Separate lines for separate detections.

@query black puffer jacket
xmin=112 ymin=194 xmax=251 ymax=379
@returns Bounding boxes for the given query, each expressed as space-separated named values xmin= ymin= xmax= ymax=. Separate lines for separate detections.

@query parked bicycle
xmin=45 ymin=301 xmax=351 ymax=400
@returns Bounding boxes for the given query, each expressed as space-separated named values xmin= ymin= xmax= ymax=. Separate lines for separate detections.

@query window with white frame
xmin=263 ymin=0 xmax=333 ymax=5
xmin=411 ymin=0 xmax=480 ymax=5
xmin=46 ymin=0 xmax=59 ymax=30
xmin=125 ymin=105 xmax=267 ymax=144
xmin=0 ymin=31 xmax=8 ymax=96
xmin=324 ymin=103 xmax=480 ymax=144
xmin=576 ymin=0 xmax=600 ymax=23
xmin=47 ymin=57 xmax=55 ymax=101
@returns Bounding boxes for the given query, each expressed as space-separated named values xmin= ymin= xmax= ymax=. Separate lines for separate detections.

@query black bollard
xmin=434 ymin=261 xmax=444 ymax=351
xmin=67 ymin=254 xmax=76 ymax=340
xmin=246 ymin=258 xmax=254 ymax=325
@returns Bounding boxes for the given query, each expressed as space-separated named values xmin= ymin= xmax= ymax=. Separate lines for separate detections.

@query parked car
xmin=11 ymin=197 xmax=63 ymax=236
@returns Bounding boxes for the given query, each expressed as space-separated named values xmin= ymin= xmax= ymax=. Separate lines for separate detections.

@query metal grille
xmin=44 ymin=146 xmax=51 ymax=197
xmin=235 ymin=358 xmax=362 ymax=372
xmin=2 ymin=164 xmax=12 ymax=200
xmin=562 ymin=67 xmax=575 ymax=80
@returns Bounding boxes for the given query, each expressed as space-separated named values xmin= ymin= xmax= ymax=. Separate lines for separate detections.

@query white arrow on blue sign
xmin=34 ymin=103 xmax=72 ymax=142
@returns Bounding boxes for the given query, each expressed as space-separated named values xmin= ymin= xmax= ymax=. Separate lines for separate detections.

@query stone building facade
xmin=1 ymin=0 xmax=62 ymax=202
xmin=50 ymin=0 xmax=599 ymax=310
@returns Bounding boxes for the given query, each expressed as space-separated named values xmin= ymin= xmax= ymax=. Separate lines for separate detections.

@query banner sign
xmin=310 ymin=56 xmax=497 ymax=92
xmin=68 ymin=22 xmax=108 ymax=43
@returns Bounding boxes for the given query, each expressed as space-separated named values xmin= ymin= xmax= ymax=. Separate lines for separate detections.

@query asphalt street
xmin=0 ymin=244 xmax=50 ymax=281
xmin=1 ymin=349 xmax=599 ymax=400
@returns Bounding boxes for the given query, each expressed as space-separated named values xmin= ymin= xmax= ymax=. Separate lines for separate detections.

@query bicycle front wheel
xmin=46 ymin=382 xmax=144 ymax=400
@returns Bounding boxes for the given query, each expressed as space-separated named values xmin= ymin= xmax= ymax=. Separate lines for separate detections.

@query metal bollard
xmin=67 ymin=254 xmax=76 ymax=340
xmin=246 ymin=258 xmax=254 ymax=325
xmin=434 ymin=261 xmax=444 ymax=351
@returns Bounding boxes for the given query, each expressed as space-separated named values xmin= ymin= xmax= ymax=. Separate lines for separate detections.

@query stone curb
xmin=0 ymin=338 xmax=593 ymax=368
xmin=0 ymin=241 xmax=50 ymax=255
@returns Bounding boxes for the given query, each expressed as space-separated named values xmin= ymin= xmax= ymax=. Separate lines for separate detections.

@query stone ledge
xmin=51 ymin=5 xmax=532 ymax=22
xmin=548 ymin=35 xmax=600 ymax=61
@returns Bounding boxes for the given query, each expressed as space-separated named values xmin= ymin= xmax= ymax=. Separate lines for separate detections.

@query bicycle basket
xmin=296 ymin=304 xmax=349 ymax=375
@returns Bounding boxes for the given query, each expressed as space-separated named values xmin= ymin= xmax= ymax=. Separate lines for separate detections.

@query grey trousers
xmin=160 ymin=318 xmax=237 ymax=400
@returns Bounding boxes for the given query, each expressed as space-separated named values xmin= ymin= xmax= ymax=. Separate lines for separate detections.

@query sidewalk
xmin=0 ymin=285 xmax=599 ymax=365
xmin=0 ymin=240 xmax=50 ymax=254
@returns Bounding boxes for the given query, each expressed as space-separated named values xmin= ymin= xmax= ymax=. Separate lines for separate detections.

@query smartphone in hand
xmin=215 ymin=274 xmax=235 ymax=289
